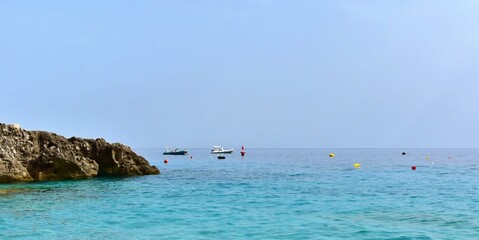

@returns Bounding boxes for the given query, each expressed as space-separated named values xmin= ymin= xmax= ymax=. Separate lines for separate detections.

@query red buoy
xmin=241 ymin=145 xmax=246 ymax=157
xmin=164 ymin=159 xmax=168 ymax=164
xmin=411 ymin=166 xmax=416 ymax=170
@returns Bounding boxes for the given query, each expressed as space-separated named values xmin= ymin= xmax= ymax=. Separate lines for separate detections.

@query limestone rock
xmin=0 ymin=123 xmax=159 ymax=183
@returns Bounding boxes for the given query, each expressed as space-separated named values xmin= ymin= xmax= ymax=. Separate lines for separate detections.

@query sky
xmin=1 ymin=0 xmax=479 ymax=148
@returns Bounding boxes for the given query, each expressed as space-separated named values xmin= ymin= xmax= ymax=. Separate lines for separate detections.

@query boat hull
xmin=211 ymin=149 xmax=234 ymax=154
xmin=163 ymin=151 xmax=188 ymax=155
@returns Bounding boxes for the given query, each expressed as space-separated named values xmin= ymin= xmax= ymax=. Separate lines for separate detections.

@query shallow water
xmin=1 ymin=148 xmax=478 ymax=239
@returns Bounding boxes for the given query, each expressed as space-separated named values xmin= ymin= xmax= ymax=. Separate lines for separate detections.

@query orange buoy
xmin=411 ymin=166 xmax=416 ymax=170
xmin=164 ymin=159 xmax=168 ymax=164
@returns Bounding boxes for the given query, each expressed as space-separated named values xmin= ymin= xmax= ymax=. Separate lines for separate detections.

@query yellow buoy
xmin=425 ymin=156 xmax=430 ymax=160
xmin=354 ymin=163 xmax=360 ymax=168
xmin=329 ymin=153 xmax=335 ymax=158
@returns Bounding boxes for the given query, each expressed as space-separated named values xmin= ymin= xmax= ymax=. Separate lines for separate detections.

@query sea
xmin=1 ymin=148 xmax=478 ymax=239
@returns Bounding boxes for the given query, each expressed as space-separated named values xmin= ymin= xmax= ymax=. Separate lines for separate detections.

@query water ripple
xmin=1 ymin=148 xmax=479 ymax=239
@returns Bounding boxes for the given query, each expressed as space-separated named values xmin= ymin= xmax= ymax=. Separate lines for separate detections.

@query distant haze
xmin=2 ymin=1 xmax=479 ymax=148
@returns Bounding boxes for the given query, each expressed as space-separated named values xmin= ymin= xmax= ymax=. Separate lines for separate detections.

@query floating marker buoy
xmin=164 ymin=159 xmax=168 ymax=164
xmin=402 ymin=152 xmax=406 ymax=155
xmin=425 ymin=156 xmax=430 ymax=160
xmin=354 ymin=163 xmax=360 ymax=168
xmin=329 ymin=153 xmax=335 ymax=158
xmin=411 ymin=166 xmax=416 ymax=170
xmin=241 ymin=145 xmax=245 ymax=157
xmin=190 ymin=156 xmax=192 ymax=159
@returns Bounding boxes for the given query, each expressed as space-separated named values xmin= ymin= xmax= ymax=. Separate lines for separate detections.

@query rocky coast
xmin=0 ymin=123 xmax=159 ymax=183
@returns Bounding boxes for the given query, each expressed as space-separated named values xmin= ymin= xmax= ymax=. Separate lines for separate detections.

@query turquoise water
xmin=1 ymin=148 xmax=478 ymax=239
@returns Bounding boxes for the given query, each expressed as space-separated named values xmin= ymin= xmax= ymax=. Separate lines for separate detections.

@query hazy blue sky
xmin=1 ymin=1 xmax=479 ymax=148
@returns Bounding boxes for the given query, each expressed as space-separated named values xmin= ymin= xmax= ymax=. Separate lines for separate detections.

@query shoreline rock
xmin=0 ymin=123 xmax=159 ymax=183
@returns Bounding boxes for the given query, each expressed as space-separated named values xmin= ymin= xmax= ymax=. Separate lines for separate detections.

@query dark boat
xmin=163 ymin=147 xmax=188 ymax=155
xmin=217 ymin=155 xmax=226 ymax=159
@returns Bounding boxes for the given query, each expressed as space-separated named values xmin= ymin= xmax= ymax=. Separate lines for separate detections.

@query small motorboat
xmin=211 ymin=146 xmax=234 ymax=154
xmin=163 ymin=147 xmax=188 ymax=155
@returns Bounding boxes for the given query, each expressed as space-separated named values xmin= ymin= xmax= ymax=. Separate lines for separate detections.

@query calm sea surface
xmin=1 ymin=148 xmax=478 ymax=239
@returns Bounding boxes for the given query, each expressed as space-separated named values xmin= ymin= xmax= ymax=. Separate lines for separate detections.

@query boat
xmin=163 ymin=147 xmax=188 ymax=155
xmin=211 ymin=146 xmax=234 ymax=154
xmin=217 ymin=155 xmax=226 ymax=160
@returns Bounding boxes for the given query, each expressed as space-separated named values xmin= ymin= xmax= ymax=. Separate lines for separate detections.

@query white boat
xmin=211 ymin=146 xmax=234 ymax=154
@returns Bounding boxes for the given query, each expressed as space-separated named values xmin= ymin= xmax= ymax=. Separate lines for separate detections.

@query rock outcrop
xmin=0 ymin=123 xmax=159 ymax=183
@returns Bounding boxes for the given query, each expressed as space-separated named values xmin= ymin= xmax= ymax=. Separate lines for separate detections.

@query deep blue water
xmin=1 ymin=148 xmax=478 ymax=239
